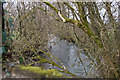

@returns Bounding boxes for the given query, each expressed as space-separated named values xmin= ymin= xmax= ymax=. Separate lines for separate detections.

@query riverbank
xmin=2 ymin=65 xmax=71 ymax=78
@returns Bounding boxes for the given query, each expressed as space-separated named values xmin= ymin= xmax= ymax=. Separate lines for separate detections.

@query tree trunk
xmin=0 ymin=1 xmax=3 ymax=79
xmin=118 ymin=3 xmax=120 ymax=78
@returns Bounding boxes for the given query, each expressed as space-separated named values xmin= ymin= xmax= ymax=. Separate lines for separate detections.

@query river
xmin=46 ymin=34 xmax=99 ymax=78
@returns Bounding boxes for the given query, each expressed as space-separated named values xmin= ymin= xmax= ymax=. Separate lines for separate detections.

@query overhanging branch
xmin=44 ymin=2 xmax=103 ymax=48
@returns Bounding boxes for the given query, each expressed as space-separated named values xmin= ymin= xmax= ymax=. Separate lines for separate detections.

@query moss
xmin=18 ymin=65 xmax=68 ymax=78
xmin=44 ymin=2 xmax=58 ymax=13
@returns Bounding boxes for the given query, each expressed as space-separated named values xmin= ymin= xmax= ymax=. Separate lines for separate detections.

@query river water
xmin=46 ymin=34 xmax=99 ymax=78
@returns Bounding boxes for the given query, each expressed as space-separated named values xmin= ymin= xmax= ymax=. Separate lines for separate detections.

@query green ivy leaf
xmin=2 ymin=31 xmax=7 ymax=38
xmin=4 ymin=9 xmax=7 ymax=13
xmin=19 ymin=57 xmax=24 ymax=64
xmin=8 ymin=18 xmax=14 ymax=27
xmin=8 ymin=37 xmax=12 ymax=42
xmin=3 ymin=16 xmax=7 ymax=20
xmin=2 ymin=30 xmax=12 ymax=53
xmin=2 ymin=46 xmax=7 ymax=53
xmin=5 ymin=43 xmax=10 ymax=47
xmin=2 ymin=31 xmax=8 ymax=43
xmin=10 ymin=34 xmax=14 ymax=37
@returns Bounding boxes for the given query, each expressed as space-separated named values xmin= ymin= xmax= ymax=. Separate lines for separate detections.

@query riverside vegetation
xmin=1 ymin=1 xmax=120 ymax=78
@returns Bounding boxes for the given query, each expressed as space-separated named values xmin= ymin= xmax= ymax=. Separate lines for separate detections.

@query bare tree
xmin=41 ymin=2 xmax=119 ymax=78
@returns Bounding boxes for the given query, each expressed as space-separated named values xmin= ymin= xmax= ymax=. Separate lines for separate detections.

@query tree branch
xmin=44 ymin=2 xmax=103 ymax=48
